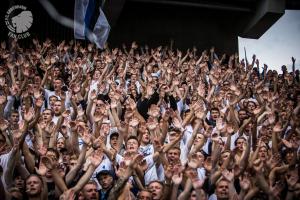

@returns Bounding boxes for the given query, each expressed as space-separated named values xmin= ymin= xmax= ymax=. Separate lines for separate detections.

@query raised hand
xmin=116 ymin=161 xmax=127 ymax=178
xmin=35 ymin=97 xmax=44 ymax=108
xmin=81 ymin=132 xmax=92 ymax=146
xmin=222 ymin=169 xmax=234 ymax=182
xmin=127 ymin=98 xmax=137 ymax=110
xmin=185 ymin=167 xmax=198 ymax=181
xmin=285 ymin=169 xmax=299 ymax=189
xmin=281 ymin=139 xmax=293 ymax=149
xmin=270 ymin=181 xmax=284 ymax=199
xmin=172 ymin=172 xmax=183 ymax=186
xmin=35 ymin=158 xmax=48 ymax=176
xmin=188 ymin=153 xmax=201 ymax=169
xmin=267 ymin=113 xmax=276 ymax=124
xmin=216 ymin=117 xmax=224 ymax=131
xmin=197 ymin=84 xmax=205 ymax=98
xmin=195 ymin=108 xmax=206 ymax=119
xmin=192 ymin=177 xmax=205 ymax=190
xmin=252 ymin=107 xmax=262 ymax=115
xmin=292 ymin=57 xmax=296 ymax=63
xmin=273 ymin=123 xmax=283 ymax=133
xmin=164 ymin=164 xmax=173 ymax=180
xmin=24 ymin=108 xmax=35 ymax=122
xmin=38 ymin=144 xmax=47 ymax=156
xmin=172 ymin=116 xmax=183 ymax=130
xmin=129 ymin=154 xmax=143 ymax=169
xmin=129 ymin=118 xmax=139 ymax=127
xmin=131 ymin=41 xmax=138 ymax=49
xmin=110 ymin=99 xmax=118 ymax=109
xmin=239 ymin=175 xmax=251 ymax=191
xmin=41 ymin=156 xmax=56 ymax=170
xmin=62 ymin=110 xmax=71 ymax=118
xmin=89 ymin=149 xmax=104 ymax=167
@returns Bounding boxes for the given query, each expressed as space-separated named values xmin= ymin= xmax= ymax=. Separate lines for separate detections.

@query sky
xmin=238 ymin=10 xmax=300 ymax=72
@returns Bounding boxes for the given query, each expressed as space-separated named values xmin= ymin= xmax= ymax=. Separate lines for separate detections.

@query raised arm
xmin=65 ymin=143 xmax=88 ymax=186
xmin=71 ymin=149 xmax=103 ymax=193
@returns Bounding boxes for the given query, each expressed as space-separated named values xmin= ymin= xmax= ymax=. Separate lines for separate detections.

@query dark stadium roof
xmin=0 ymin=0 xmax=299 ymax=52
xmin=127 ymin=0 xmax=300 ymax=11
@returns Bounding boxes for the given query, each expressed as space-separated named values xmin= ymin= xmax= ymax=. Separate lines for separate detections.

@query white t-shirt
xmin=139 ymin=144 xmax=154 ymax=157
xmin=93 ymin=155 xmax=113 ymax=178
xmin=0 ymin=150 xmax=13 ymax=189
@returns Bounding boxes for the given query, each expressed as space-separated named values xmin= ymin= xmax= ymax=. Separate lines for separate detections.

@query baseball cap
xmin=96 ymin=170 xmax=115 ymax=180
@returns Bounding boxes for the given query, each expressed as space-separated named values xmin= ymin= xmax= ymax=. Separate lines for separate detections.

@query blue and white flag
xmin=74 ymin=0 xmax=110 ymax=49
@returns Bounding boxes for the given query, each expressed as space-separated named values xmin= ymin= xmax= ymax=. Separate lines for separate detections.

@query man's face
xmin=76 ymin=57 xmax=82 ymax=64
xmin=236 ymin=138 xmax=245 ymax=151
xmin=190 ymin=190 xmax=197 ymax=200
xmin=286 ymin=151 xmax=294 ymax=163
xmin=142 ymin=132 xmax=150 ymax=144
xmin=53 ymin=80 xmax=62 ymax=91
xmin=238 ymin=110 xmax=247 ymax=121
xmin=53 ymin=101 xmax=62 ymax=114
xmin=110 ymin=135 xmax=118 ymax=148
xmin=98 ymin=174 xmax=113 ymax=190
xmin=26 ymin=176 xmax=42 ymax=197
xmin=258 ymin=146 xmax=268 ymax=161
xmin=93 ymin=70 xmax=100 ymax=80
xmin=53 ymin=67 xmax=60 ymax=77
xmin=42 ymin=110 xmax=52 ymax=122
xmin=216 ymin=180 xmax=229 ymax=200
xmin=148 ymin=182 xmax=163 ymax=200
xmin=126 ymin=139 xmax=139 ymax=153
xmin=34 ymin=76 xmax=41 ymax=85
xmin=247 ymin=102 xmax=256 ymax=113
xmin=195 ymin=151 xmax=205 ymax=166
xmin=56 ymin=138 xmax=65 ymax=150
xmin=82 ymin=183 xmax=98 ymax=200
xmin=14 ymin=176 xmax=24 ymax=190
xmin=10 ymin=113 xmax=19 ymax=124
xmin=95 ymin=100 xmax=105 ymax=113
xmin=131 ymin=74 xmax=137 ymax=82
xmin=167 ymin=148 xmax=180 ymax=163
xmin=69 ymin=159 xmax=77 ymax=169
xmin=137 ymin=190 xmax=152 ymax=200
xmin=49 ymin=96 xmax=58 ymax=108
xmin=211 ymin=110 xmax=220 ymax=120
xmin=194 ymin=134 xmax=204 ymax=145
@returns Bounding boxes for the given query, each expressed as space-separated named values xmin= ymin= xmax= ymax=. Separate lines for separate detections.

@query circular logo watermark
xmin=5 ymin=5 xmax=33 ymax=39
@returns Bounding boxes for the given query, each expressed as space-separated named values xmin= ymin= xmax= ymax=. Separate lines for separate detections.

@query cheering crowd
xmin=0 ymin=39 xmax=299 ymax=200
